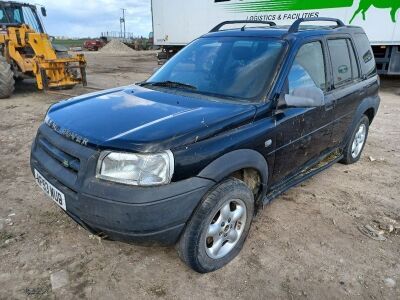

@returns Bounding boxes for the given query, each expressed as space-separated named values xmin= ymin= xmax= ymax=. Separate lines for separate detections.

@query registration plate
xmin=34 ymin=169 xmax=66 ymax=210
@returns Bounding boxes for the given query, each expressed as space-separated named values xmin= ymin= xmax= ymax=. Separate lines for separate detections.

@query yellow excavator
xmin=0 ymin=1 xmax=86 ymax=98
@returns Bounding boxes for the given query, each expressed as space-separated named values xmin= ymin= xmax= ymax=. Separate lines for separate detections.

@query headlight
xmin=96 ymin=150 xmax=174 ymax=186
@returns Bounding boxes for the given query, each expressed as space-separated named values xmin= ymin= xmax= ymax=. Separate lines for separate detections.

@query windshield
xmin=146 ymin=37 xmax=285 ymax=101
xmin=3 ymin=6 xmax=44 ymax=33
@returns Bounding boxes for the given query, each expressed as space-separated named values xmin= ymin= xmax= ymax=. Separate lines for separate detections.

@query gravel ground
xmin=0 ymin=52 xmax=399 ymax=299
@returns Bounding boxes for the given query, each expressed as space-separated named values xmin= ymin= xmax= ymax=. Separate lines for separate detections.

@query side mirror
xmin=284 ymin=86 xmax=324 ymax=107
xmin=41 ymin=7 xmax=47 ymax=17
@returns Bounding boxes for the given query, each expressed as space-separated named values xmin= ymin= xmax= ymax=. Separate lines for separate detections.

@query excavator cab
xmin=0 ymin=2 xmax=45 ymax=32
xmin=0 ymin=1 xmax=87 ymax=98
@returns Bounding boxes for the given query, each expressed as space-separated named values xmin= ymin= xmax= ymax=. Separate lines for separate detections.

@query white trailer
xmin=151 ymin=0 xmax=400 ymax=75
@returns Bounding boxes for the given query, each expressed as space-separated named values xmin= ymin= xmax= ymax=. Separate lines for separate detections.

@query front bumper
xmin=30 ymin=124 xmax=214 ymax=245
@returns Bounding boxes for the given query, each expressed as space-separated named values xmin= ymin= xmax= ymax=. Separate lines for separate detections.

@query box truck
xmin=151 ymin=0 xmax=400 ymax=75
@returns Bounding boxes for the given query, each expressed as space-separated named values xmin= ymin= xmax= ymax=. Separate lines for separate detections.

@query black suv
xmin=30 ymin=18 xmax=380 ymax=273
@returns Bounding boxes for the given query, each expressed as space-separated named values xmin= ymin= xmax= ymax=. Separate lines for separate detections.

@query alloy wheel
xmin=205 ymin=199 xmax=247 ymax=259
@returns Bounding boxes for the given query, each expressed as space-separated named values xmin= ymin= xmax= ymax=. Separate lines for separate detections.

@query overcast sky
xmin=32 ymin=0 xmax=152 ymax=38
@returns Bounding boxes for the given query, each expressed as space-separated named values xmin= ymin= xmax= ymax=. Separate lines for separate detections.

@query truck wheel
xmin=0 ymin=57 xmax=15 ymax=99
xmin=341 ymin=115 xmax=370 ymax=164
xmin=177 ymin=178 xmax=254 ymax=273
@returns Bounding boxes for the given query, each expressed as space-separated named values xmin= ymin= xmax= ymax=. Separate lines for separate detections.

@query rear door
xmin=326 ymin=36 xmax=363 ymax=146
xmin=271 ymin=39 xmax=334 ymax=185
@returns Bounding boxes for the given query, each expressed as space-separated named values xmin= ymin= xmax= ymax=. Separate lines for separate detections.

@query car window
xmin=288 ymin=64 xmax=318 ymax=93
xmin=147 ymin=37 xmax=285 ymax=101
xmin=288 ymin=41 xmax=326 ymax=93
xmin=353 ymin=33 xmax=376 ymax=77
xmin=328 ymin=39 xmax=354 ymax=87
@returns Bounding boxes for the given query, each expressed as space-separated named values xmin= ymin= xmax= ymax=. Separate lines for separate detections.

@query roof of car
xmin=203 ymin=25 xmax=365 ymax=40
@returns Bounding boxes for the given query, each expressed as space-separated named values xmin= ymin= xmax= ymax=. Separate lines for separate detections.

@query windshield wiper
xmin=139 ymin=81 xmax=197 ymax=90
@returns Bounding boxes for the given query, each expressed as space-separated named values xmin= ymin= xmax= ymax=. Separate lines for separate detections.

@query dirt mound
xmin=100 ymin=39 xmax=136 ymax=54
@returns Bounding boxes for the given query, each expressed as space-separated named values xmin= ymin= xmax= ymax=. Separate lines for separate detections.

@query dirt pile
xmin=99 ymin=39 xmax=136 ymax=54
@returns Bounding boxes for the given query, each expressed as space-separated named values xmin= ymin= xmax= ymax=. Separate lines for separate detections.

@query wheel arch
xmin=342 ymin=95 xmax=380 ymax=147
xmin=198 ymin=149 xmax=268 ymax=207
xmin=364 ymin=107 xmax=375 ymax=124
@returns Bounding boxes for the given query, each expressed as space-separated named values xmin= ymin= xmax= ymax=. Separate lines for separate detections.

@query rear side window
xmin=354 ymin=33 xmax=376 ymax=77
xmin=288 ymin=41 xmax=326 ymax=93
xmin=328 ymin=39 xmax=359 ymax=87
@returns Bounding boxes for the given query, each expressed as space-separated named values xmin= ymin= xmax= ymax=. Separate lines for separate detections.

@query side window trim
xmin=321 ymin=36 xmax=334 ymax=93
xmin=318 ymin=38 xmax=329 ymax=94
xmin=346 ymin=38 xmax=361 ymax=81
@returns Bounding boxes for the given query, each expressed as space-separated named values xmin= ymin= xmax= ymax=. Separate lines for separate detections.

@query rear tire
xmin=341 ymin=115 xmax=369 ymax=164
xmin=0 ymin=57 xmax=15 ymax=99
xmin=177 ymin=178 xmax=254 ymax=273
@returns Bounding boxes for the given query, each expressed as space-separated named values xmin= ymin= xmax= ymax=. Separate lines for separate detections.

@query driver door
xmin=271 ymin=40 xmax=334 ymax=185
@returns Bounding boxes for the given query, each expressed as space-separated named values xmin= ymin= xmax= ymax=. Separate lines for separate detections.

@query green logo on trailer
xmin=218 ymin=0 xmax=399 ymax=23
xmin=219 ymin=0 xmax=354 ymax=12
xmin=350 ymin=0 xmax=399 ymax=23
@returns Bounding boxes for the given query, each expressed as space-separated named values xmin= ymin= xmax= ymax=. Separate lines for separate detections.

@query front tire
xmin=177 ymin=178 xmax=254 ymax=273
xmin=341 ymin=115 xmax=370 ymax=164
xmin=0 ymin=56 xmax=15 ymax=99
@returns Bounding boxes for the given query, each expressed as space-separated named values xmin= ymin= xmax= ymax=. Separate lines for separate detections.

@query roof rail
xmin=288 ymin=17 xmax=345 ymax=34
xmin=210 ymin=20 xmax=276 ymax=33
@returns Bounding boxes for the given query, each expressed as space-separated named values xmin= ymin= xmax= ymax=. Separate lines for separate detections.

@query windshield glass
xmin=4 ymin=6 xmax=43 ymax=33
xmin=146 ymin=37 xmax=285 ymax=101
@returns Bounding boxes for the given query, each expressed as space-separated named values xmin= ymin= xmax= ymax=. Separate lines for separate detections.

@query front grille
xmin=37 ymin=135 xmax=80 ymax=173
xmin=32 ymin=123 xmax=97 ymax=192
